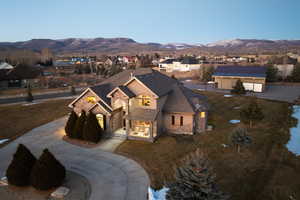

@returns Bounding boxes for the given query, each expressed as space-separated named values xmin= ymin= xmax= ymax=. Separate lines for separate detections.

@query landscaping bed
xmin=0 ymin=171 xmax=91 ymax=200
xmin=0 ymin=99 xmax=72 ymax=148
xmin=116 ymin=91 xmax=300 ymax=200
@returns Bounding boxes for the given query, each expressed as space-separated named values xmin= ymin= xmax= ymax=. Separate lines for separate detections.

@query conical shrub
xmin=30 ymin=149 xmax=66 ymax=190
xmin=65 ymin=111 xmax=78 ymax=138
xmin=83 ymin=112 xmax=102 ymax=143
xmin=73 ymin=111 xmax=86 ymax=139
xmin=6 ymin=144 xmax=37 ymax=186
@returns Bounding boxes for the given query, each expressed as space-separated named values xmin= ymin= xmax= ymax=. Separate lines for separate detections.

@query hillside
xmin=1 ymin=38 xmax=300 ymax=55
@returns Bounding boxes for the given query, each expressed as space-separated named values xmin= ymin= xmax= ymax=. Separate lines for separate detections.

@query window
xmin=200 ymin=112 xmax=206 ymax=118
xmin=86 ymin=96 xmax=96 ymax=104
xmin=139 ymin=95 xmax=151 ymax=106
xmin=180 ymin=116 xmax=183 ymax=126
xmin=96 ymin=114 xmax=106 ymax=130
xmin=171 ymin=115 xmax=175 ymax=125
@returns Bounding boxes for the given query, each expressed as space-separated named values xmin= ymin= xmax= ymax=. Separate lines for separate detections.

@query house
xmin=0 ymin=64 xmax=41 ymax=88
xmin=158 ymin=58 xmax=202 ymax=72
xmin=69 ymin=68 xmax=208 ymax=142
xmin=212 ymin=66 xmax=267 ymax=92
xmin=274 ymin=64 xmax=294 ymax=79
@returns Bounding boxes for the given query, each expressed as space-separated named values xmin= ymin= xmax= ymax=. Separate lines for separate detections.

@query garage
xmin=212 ymin=66 xmax=267 ymax=93
xmin=243 ymin=83 xmax=263 ymax=92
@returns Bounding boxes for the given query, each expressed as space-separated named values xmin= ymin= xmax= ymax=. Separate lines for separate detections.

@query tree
xmin=240 ymin=99 xmax=264 ymax=128
xmin=30 ymin=149 xmax=66 ymax=190
xmin=65 ymin=111 xmax=78 ymax=138
xmin=230 ymin=127 xmax=252 ymax=153
xmin=231 ymin=79 xmax=246 ymax=95
xmin=73 ymin=111 xmax=86 ymax=139
xmin=291 ymin=63 xmax=300 ymax=82
xmin=266 ymin=64 xmax=278 ymax=82
xmin=26 ymin=84 xmax=34 ymax=102
xmin=166 ymin=149 xmax=228 ymax=200
xmin=6 ymin=144 xmax=37 ymax=186
xmin=202 ymin=66 xmax=215 ymax=82
xmin=83 ymin=112 xmax=102 ymax=143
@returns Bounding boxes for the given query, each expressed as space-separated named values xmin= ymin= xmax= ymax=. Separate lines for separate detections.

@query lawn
xmin=115 ymin=91 xmax=300 ymax=200
xmin=0 ymin=99 xmax=72 ymax=146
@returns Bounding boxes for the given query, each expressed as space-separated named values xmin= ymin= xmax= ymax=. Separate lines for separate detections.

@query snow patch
xmin=22 ymin=102 xmax=38 ymax=106
xmin=224 ymin=94 xmax=233 ymax=98
xmin=229 ymin=120 xmax=240 ymax=124
xmin=148 ymin=187 xmax=168 ymax=200
xmin=0 ymin=139 xmax=9 ymax=144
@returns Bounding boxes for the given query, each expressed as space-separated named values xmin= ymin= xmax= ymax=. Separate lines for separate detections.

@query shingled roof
xmin=213 ymin=66 xmax=267 ymax=78
xmin=89 ymin=68 xmax=207 ymax=113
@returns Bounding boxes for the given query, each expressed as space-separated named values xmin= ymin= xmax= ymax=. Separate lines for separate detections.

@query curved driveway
xmin=0 ymin=117 xmax=149 ymax=200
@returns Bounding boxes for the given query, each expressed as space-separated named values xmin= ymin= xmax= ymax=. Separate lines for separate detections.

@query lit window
xmin=180 ymin=116 xmax=183 ymax=126
xmin=139 ymin=95 xmax=151 ymax=106
xmin=200 ymin=112 xmax=206 ymax=118
xmin=96 ymin=114 xmax=106 ymax=129
xmin=86 ymin=96 xmax=96 ymax=104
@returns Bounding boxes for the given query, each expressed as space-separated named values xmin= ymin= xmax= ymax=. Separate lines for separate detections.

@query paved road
xmin=183 ymin=81 xmax=300 ymax=103
xmin=0 ymin=92 xmax=79 ymax=104
xmin=0 ymin=117 xmax=149 ymax=200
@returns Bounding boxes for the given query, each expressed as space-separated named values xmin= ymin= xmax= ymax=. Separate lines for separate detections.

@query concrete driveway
xmin=183 ymin=81 xmax=300 ymax=103
xmin=0 ymin=117 xmax=149 ymax=200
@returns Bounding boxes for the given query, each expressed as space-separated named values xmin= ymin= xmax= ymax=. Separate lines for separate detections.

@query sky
xmin=1 ymin=0 xmax=300 ymax=44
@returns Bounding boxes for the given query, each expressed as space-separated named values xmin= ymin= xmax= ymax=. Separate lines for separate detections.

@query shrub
xmin=231 ymin=79 xmax=246 ymax=95
xmin=6 ymin=144 xmax=37 ymax=186
xmin=83 ymin=112 xmax=102 ymax=143
xmin=166 ymin=149 xmax=228 ymax=200
xmin=30 ymin=149 xmax=66 ymax=190
xmin=65 ymin=111 xmax=78 ymax=138
xmin=230 ymin=127 xmax=252 ymax=153
xmin=73 ymin=111 xmax=86 ymax=139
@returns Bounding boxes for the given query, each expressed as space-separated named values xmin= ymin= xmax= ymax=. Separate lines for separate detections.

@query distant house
xmin=212 ymin=66 xmax=267 ymax=92
xmin=69 ymin=68 xmax=208 ymax=142
xmin=274 ymin=64 xmax=294 ymax=79
xmin=159 ymin=58 xmax=202 ymax=72
xmin=0 ymin=64 xmax=41 ymax=88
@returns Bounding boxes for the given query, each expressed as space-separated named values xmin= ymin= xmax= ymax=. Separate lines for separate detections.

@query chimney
xmin=130 ymin=72 xmax=134 ymax=79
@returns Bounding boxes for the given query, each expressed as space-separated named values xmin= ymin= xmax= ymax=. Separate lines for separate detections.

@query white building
xmin=274 ymin=64 xmax=294 ymax=79
xmin=159 ymin=58 xmax=202 ymax=72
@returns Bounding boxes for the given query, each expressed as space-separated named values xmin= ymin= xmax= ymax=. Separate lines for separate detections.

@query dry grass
xmin=0 ymin=87 xmax=71 ymax=96
xmin=116 ymin=91 xmax=300 ymax=200
xmin=0 ymin=99 xmax=72 ymax=144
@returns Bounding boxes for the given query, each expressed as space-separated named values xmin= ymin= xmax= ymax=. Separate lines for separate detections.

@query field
xmin=116 ymin=91 xmax=300 ymax=200
xmin=0 ymin=99 xmax=72 ymax=145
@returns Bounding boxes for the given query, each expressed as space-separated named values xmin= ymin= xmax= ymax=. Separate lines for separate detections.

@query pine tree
xmin=73 ymin=111 xmax=86 ymax=139
xmin=6 ymin=144 xmax=37 ymax=186
xmin=26 ymin=84 xmax=34 ymax=102
xmin=240 ymin=99 xmax=264 ymax=128
xmin=231 ymin=79 xmax=246 ymax=95
xmin=82 ymin=112 xmax=102 ymax=143
xmin=65 ymin=111 xmax=78 ymax=138
xmin=166 ymin=149 xmax=229 ymax=200
xmin=30 ymin=149 xmax=66 ymax=190
xmin=230 ymin=127 xmax=252 ymax=153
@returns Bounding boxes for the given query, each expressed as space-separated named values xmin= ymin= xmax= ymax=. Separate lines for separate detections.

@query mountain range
xmin=1 ymin=38 xmax=300 ymax=55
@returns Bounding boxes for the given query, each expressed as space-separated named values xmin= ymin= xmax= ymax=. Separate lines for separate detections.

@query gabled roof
xmin=163 ymin=83 xmax=208 ymax=113
xmin=213 ymin=66 xmax=267 ymax=78
xmin=107 ymin=85 xmax=135 ymax=98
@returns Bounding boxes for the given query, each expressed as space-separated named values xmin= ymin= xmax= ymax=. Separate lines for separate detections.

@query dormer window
xmin=138 ymin=95 xmax=151 ymax=106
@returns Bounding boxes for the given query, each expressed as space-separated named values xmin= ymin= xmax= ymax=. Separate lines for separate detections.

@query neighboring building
xmin=158 ymin=58 xmax=202 ymax=72
xmin=212 ymin=66 xmax=267 ymax=92
xmin=0 ymin=64 xmax=41 ymax=88
xmin=274 ymin=64 xmax=294 ymax=79
xmin=69 ymin=68 xmax=208 ymax=142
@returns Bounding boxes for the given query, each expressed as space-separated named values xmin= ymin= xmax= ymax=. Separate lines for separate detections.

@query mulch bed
xmin=62 ymin=136 xmax=100 ymax=148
